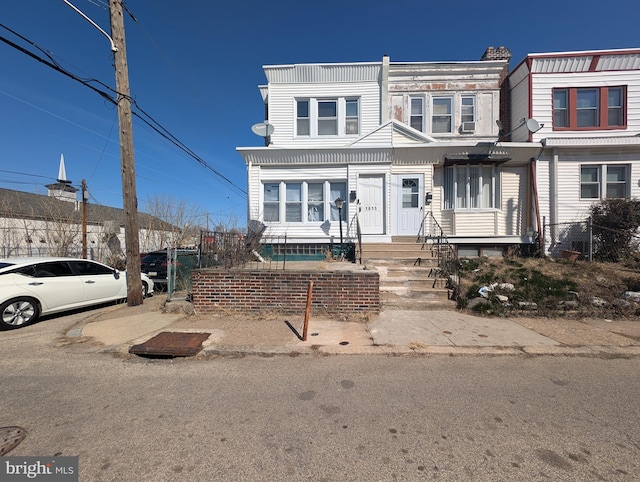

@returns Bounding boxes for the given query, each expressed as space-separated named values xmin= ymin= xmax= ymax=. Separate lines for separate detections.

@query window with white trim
xmin=444 ymin=164 xmax=498 ymax=210
xmin=461 ymin=96 xmax=475 ymax=123
xmin=296 ymin=99 xmax=310 ymax=136
xmin=318 ymin=100 xmax=337 ymax=135
xmin=345 ymin=99 xmax=359 ymax=135
xmin=307 ymin=183 xmax=324 ymax=222
xmin=410 ymin=97 xmax=424 ymax=131
xmin=294 ymin=97 xmax=360 ymax=137
xmin=432 ymin=97 xmax=453 ymax=133
xmin=286 ymin=183 xmax=302 ymax=222
xmin=263 ymin=183 xmax=280 ymax=222
xmin=262 ymin=181 xmax=347 ymax=223
xmin=580 ymin=164 xmax=629 ymax=199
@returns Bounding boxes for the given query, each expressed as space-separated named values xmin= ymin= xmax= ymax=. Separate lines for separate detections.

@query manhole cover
xmin=0 ymin=426 xmax=26 ymax=456
xmin=129 ymin=332 xmax=210 ymax=357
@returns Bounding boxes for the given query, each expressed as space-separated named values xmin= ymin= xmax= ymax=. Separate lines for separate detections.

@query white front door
xmin=358 ymin=175 xmax=384 ymax=235
xmin=396 ymin=175 xmax=423 ymax=236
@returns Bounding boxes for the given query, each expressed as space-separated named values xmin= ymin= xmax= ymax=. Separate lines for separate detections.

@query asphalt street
xmin=1 ymin=313 xmax=639 ymax=481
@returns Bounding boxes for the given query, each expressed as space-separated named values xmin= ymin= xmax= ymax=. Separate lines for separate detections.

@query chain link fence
xmin=543 ymin=217 xmax=640 ymax=263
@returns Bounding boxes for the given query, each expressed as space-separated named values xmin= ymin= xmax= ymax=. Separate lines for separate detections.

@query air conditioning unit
xmin=461 ymin=121 xmax=475 ymax=134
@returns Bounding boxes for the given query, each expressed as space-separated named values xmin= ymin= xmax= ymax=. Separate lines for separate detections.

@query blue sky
xmin=1 ymin=0 xmax=638 ymax=228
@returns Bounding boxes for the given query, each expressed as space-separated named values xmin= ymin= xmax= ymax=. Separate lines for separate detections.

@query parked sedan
xmin=0 ymin=257 xmax=154 ymax=329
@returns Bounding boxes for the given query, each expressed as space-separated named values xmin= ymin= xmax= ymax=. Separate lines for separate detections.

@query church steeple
xmin=46 ymin=153 xmax=78 ymax=202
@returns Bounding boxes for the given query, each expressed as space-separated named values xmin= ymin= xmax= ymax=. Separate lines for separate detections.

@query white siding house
xmin=508 ymin=48 xmax=640 ymax=256
xmin=238 ymin=48 xmax=543 ymax=259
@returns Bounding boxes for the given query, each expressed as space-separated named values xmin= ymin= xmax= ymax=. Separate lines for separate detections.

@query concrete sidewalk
xmin=67 ymin=295 xmax=640 ymax=358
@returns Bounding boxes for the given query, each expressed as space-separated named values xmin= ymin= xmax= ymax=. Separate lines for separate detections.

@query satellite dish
xmin=251 ymin=122 xmax=274 ymax=137
xmin=526 ymin=118 xmax=542 ymax=133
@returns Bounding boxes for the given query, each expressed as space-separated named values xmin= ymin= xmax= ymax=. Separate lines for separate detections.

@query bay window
xmin=444 ymin=164 xmax=498 ymax=210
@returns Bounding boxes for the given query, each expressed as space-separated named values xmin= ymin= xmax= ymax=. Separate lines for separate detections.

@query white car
xmin=0 ymin=257 xmax=154 ymax=329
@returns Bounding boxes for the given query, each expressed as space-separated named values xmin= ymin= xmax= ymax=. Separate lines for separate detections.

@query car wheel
xmin=0 ymin=297 xmax=40 ymax=329
xmin=142 ymin=282 xmax=148 ymax=298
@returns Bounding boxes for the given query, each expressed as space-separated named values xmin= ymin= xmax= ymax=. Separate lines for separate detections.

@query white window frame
xmin=294 ymin=97 xmax=360 ymax=138
xmin=409 ymin=96 xmax=424 ymax=132
xmin=262 ymin=181 xmax=347 ymax=224
xmin=461 ymin=95 xmax=476 ymax=123
xmin=580 ymin=164 xmax=629 ymax=200
xmin=345 ymin=98 xmax=360 ymax=135
xmin=296 ymin=99 xmax=310 ymax=136
xmin=443 ymin=164 xmax=498 ymax=211
xmin=432 ymin=96 xmax=453 ymax=134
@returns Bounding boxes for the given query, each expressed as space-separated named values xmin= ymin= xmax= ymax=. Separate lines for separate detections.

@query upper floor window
xmin=580 ymin=164 xmax=628 ymax=199
xmin=460 ymin=96 xmax=476 ymax=134
xmin=318 ymin=100 xmax=337 ymax=135
xmin=295 ymin=97 xmax=359 ymax=137
xmin=553 ymin=87 xmax=626 ymax=130
xmin=345 ymin=99 xmax=359 ymax=135
xmin=296 ymin=100 xmax=310 ymax=136
xmin=432 ymin=97 xmax=453 ymax=133
xmin=410 ymin=97 xmax=424 ymax=131
xmin=444 ymin=164 xmax=498 ymax=210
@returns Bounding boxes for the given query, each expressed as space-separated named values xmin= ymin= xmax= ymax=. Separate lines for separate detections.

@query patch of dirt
xmin=458 ymin=256 xmax=640 ymax=319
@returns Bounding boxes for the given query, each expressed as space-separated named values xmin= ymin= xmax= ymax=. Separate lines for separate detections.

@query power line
xmin=0 ymin=23 xmax=247 ymax=197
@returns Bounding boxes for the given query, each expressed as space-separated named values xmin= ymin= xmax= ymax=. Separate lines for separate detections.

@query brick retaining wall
xmin=191 ymin=269 xmax=380 ymax=314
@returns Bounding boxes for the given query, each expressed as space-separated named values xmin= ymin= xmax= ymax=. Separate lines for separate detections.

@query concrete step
xmin=380 ymin=290 xmax=456 ymax=310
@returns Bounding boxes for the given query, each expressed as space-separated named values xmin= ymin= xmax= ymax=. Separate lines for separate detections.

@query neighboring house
xmin=237 ymin=47 xmax=543 ymax=259
xmin=508 ymin=48 xmax=640 ymax=256
xmin=0 ymin=157 xmax=177 ymax=261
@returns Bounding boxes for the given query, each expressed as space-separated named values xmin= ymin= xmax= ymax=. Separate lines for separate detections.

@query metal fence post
xmin=587 ymin=216 xmax=593 ymax=262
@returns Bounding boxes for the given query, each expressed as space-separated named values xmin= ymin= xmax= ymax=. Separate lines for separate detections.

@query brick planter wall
xmin=191 ymin=269 xmax=380 ymax=314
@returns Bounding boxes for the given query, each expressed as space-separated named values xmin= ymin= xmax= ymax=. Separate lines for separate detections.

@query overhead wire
xmin=0 ymin=22 xmax=247 ymax=198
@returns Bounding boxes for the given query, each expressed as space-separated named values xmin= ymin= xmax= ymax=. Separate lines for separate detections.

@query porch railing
xmin=417 ymin=209 xmax=460 ymax=298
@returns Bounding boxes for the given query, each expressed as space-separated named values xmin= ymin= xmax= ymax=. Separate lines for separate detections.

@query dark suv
xmin=140 ymin=249 xmax=198 ymax=290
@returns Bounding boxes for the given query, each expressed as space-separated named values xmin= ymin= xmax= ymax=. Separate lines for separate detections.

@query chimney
xmin=481 ymin=47 xmax=512 ymax=140
xmin=481 ymin=46 xmax=512 ymax=62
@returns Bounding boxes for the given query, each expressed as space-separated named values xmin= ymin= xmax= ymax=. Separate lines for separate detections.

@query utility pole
xmin=81 ymin=179 xmax=88 ymax=259
xmin=109 ymin=0 xmax=142 ymax=305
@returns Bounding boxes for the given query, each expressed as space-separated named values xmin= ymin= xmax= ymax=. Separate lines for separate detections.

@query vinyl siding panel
xmin=267 ymin=82 xmax=380 ymax=148
xmin=498 ymin=166 xmax=527 ymax=236
xmin=509 ymin=74 xmax=530 ymax=142
xmin=529 ymin=70 xmax=640 ymax=141
xmin=454 ymin=212 xmax=497 ymax=236
xmin=554 ymin=151 xmax=640 ymax=224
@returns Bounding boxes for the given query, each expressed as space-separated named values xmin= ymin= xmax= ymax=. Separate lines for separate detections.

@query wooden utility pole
xmin=81 ymin=179 xmax=87 ymax=259
xmin=109 ymin=0 xmax=142 ymax=305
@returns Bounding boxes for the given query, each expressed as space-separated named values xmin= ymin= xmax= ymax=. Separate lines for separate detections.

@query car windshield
xmin=0 ymin=262 xmax=16 ymax=269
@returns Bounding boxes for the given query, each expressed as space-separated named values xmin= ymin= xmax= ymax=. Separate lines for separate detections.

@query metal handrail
xmin=417 ymin=211 xmax=460 ymax=298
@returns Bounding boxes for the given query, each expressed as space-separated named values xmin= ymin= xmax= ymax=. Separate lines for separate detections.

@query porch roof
xmin=236 ymin=142 xmax=543 ymax=166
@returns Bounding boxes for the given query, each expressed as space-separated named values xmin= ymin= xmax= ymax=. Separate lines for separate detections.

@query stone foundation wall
xmin=191 ymin=269 xmax=380 ymax=314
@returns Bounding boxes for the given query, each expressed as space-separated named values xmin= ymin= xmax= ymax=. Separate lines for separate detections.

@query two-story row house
xmin=237 ymin=47 xmax=640 ymax=260
xmin=508 ymin=48 xmax=640 ymax=256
